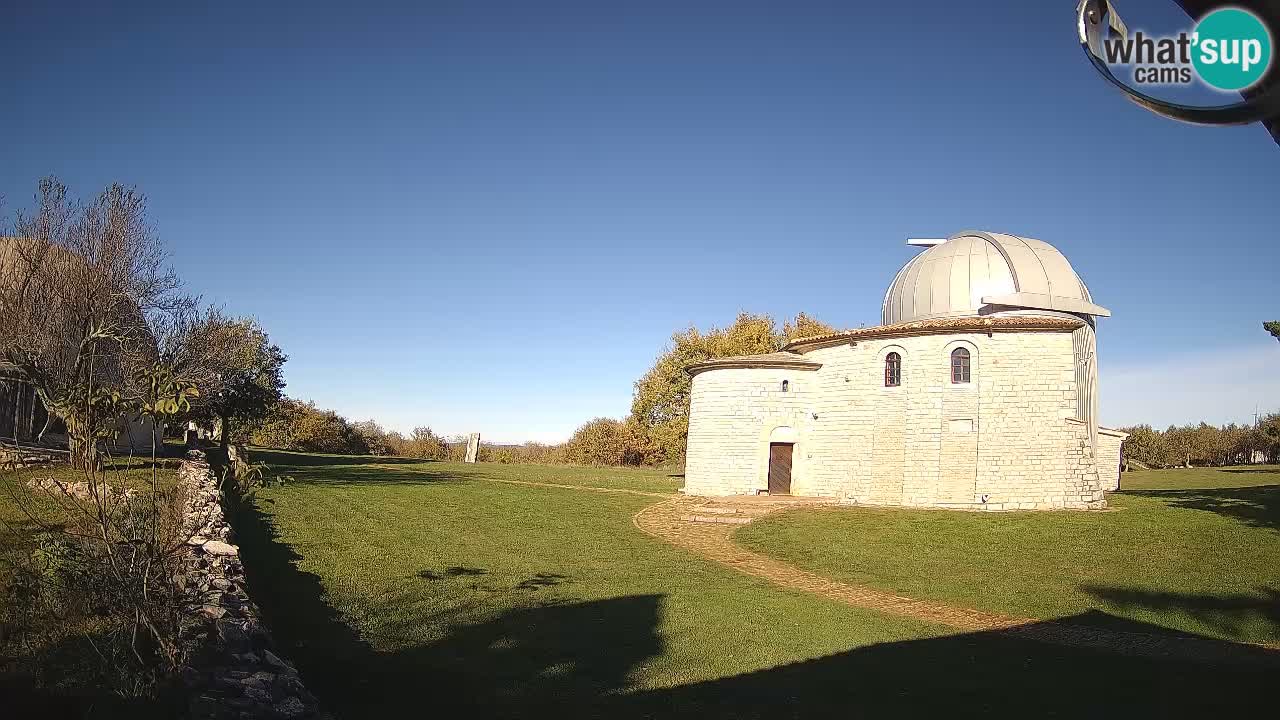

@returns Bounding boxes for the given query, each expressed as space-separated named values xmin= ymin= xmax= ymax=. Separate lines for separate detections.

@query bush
xmin=562 ymin=418 xmax=649 ymax=466
xmin=245 ymin=398 xmax=369 ymax=454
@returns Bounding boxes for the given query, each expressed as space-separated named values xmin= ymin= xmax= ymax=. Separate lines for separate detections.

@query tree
xmin=243 ymin=397 xmax=369 ymax=454
xmin=782 ymin=312 xmax=838 ymax=343
xmin=1117 ymin=424 xmax=1158 ymax=469
xmin=0 ymin=178 xmax=190 ymax=467
xmin=1265 ymin=321 xmax=1280 ymax=343
xmin=562 ymin=417 xmax=650 ymax=466
xmin=352 ymin=419 xmax=392 ymax=455
xmin=182 ymin=314 xmax=286 ymax=448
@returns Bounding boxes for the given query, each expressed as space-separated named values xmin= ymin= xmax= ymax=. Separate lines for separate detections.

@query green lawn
xmin=237 ymin=452 xmax=1274 ymax=718
xmin=737 ymin=466 xmax=1280 ymax=646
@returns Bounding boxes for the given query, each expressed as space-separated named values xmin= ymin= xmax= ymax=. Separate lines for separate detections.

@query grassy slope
xmin=0 ymin=458 xmax=185 ymax=719
xmin=1 ymin=458 xmax=182 ymax=542
xmin=737 ymin=466 xmax=1280 ymax=645
xmin=242 ymin=452 xmax=1272 ymax=718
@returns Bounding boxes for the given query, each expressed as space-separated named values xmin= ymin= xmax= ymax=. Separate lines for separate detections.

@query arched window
xmin=884 ymin=352 xmax=901 ymax=387
xmin=951 ymin=347 xmax=971 ymax=384
xmin=781 ymin=380 xmax=789 ymax=392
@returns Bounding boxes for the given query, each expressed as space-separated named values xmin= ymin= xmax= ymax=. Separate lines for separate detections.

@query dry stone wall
xmin=684 ymin=329 xmax=1111 ymax=510
xmin=178 ymin=452 xmax=330 ymax=720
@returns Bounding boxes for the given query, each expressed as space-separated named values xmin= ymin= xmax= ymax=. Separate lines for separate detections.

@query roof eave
xmin=686 ymin=359 xmax=822 ymax=377
xmin=783 ymin=315 xmax=1086 ymax=354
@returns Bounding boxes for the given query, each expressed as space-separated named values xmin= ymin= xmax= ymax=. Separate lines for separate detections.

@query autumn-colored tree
xmin=782 ymin=312 xmax=838 ymax=343
xmin=180 ymin=314 xmax=287 ymax=448
xmin=562 ymin=417 xmax=650 ymax=466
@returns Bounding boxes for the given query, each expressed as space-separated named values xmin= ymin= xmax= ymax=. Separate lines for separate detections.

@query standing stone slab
xmin=464 ymin=432 xmax=480 ymax=463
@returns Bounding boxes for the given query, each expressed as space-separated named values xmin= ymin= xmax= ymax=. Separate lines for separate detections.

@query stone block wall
xmin=178 ymin=453 xmax=330 ymax=719
xmin=684 ymin=329 xmax=1107 ymax=510
xmin=1096 ymin=429 xmax=1125 ymax=491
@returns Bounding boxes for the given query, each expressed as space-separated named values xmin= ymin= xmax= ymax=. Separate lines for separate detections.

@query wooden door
xmin=768 ymin=443 xmax=793 ymax=495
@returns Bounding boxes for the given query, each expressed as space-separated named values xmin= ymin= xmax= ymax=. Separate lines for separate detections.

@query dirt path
xmin=478 ymin=476 xmax=1277 ymax=666
xmin=630 ymin=495 xmax=1280 ymax=667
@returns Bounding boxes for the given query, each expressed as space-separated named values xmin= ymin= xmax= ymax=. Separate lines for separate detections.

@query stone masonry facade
xmin=684 ymin=328 xmax=1112 ymax=510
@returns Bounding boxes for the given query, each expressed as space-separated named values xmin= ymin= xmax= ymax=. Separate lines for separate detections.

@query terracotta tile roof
xmin=783 ymin=315 xmax=1085 ymax=353
xmin=686 ymin=352 xmax=822 ymax=376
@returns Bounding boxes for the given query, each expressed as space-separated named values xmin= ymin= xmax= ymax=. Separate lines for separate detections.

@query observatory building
xmin=683 ymin=231 xmax=1126 ymax=510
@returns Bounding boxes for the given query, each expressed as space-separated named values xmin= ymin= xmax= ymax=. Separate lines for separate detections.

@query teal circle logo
xmin=1191 ymin=7 xmax=1273 ymax=91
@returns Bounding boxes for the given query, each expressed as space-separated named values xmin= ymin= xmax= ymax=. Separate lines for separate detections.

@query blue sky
xmin=3 ymin=0 xmax=1277 ymax=442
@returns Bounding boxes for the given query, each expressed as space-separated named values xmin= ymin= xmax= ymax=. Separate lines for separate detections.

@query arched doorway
xmin=766 ymin=426 xmax=798 ymax=495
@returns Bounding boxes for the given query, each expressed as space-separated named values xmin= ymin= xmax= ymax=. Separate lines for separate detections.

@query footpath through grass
xmin=737 ymin=466 xmax=1280 ymax=645
xmin=239 ymin=452 xmax=1272 ymax=718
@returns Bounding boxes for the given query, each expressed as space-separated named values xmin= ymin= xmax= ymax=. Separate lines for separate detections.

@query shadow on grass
xmin=1222 ymin=467 xmax=1280 ymax=475
xmin=1083 ymin=586 xmax=1280 ymax=643
xmin=248 ymin=448 xmax=430 ymax=467
xmin=234 ymin=499 xmax=1275 ymax=719
xmin=418 ymin=566 xmax=488 ymax=580
xmin=243 ymin=448 xmax=510 ymax=489
xmin=234 ymin=494 xmax=663 ymax=717
xmin=1120 ymin=485 xmax=1279 ymax=531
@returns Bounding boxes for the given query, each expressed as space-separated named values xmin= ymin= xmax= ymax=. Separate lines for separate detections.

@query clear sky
xmin=3 ymin=1 xmax=1277 ymax=442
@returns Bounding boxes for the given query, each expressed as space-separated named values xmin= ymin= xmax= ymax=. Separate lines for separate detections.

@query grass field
xmin=0 ymin=457 xmax=182 ymax=545
xmin=737 ymin=466 xmax=1280 ymax=645
xmin=236 ymin=452 xmax=1274 ymax=718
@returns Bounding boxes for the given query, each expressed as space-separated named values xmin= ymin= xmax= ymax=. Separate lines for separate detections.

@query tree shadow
xmin=243 ymin=451 xmax=498 ymax=488
xmin=1222 ymin=467 xmax=1280 ymax=475
xmin=1082 ymin=585 xmax=1280 ymax=644
xmin=418 ymin=566 xmax=489 ymax=580
xmin=234 ymin=498 xmax=1275 ymax=719
xmin=1119 ymin=485 xmax=1279 ymax=531
xmin=248 ymin=448 xmax=432 ymax=467
xmin=515 ymin=572 xmax=570 ymax=591
xmin=613 ymin=614 xmax=1274 ymax=719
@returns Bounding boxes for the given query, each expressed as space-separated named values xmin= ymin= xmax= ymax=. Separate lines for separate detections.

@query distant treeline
xmin=236 ymin=398 xmax=657 ymax=466
xmin=1118 ymin=415 xmax=1280 ymax=469
xmin=240 ymin=315 xmax=1280 ymax=470
xmin=239 ymin=312 xmax=839 ymax=467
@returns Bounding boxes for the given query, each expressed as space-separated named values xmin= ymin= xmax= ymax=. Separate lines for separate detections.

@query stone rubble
xmin=25 ymin=475 xmax=136 ymax=502
xmin=177 ymin=450 xmax=330 ymax=720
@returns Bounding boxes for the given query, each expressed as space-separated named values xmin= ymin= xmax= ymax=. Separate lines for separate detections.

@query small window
xmin=781 ymin=380 xmax=789 ymax=392
xmin=884 ymin=352 xmax=901 ymax=387
xmin=951 ymin=347 xmax=971 ymax=384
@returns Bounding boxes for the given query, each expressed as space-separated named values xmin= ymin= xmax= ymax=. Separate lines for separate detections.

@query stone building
xmin=683 ymin=231 xmax=1127 ymax=510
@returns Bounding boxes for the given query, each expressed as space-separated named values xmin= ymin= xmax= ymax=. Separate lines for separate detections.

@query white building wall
xmin=683 ymin=330 xmax=1107 ymax=510
xmin=684 ymin=368 xmax=815 ymax=496
xmin=1096 ymin=429 xmax=1125 ymax=491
